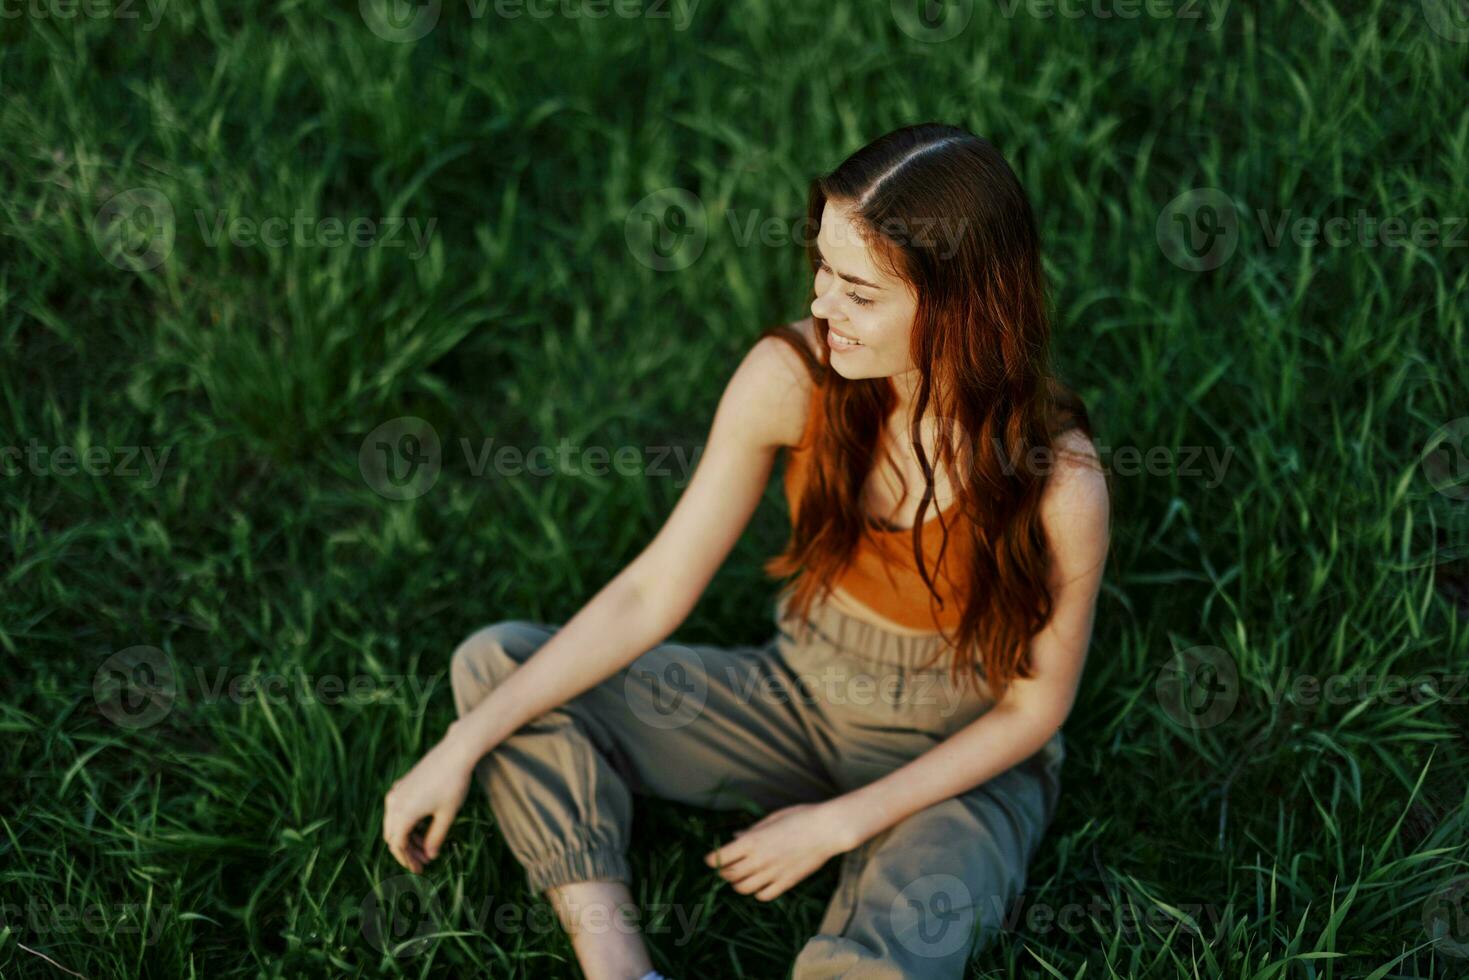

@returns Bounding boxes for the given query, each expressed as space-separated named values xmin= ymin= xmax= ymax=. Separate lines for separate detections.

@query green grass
xmin=3 ymin=0 xmax=1468 ymax=976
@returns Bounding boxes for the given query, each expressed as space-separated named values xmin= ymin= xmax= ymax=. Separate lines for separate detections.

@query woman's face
xmin=809 ymin=199 xmax=919 ymax=381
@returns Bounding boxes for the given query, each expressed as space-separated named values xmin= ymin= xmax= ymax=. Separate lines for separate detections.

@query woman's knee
xmin=449 ymin=620 xmax=547 ymax=714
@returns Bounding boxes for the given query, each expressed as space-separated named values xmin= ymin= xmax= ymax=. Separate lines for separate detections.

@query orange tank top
xmin=781 ymin=380 xmax=972 ymax=633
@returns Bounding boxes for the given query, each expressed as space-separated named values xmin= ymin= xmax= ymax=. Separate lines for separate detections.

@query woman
xmin=382 ymin=123 xmax=1110 ymax=980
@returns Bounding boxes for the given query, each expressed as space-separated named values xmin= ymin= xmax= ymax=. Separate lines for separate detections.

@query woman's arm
xmin=830 ymin=436 xmax=1110 ymax=848
xmin=441 ymin=332 xmax=813 ymax=765
xmin=705 ymin=435 xmax=1110 ymax=898
xmin=382 ymin=327 xmax=817 ymax=872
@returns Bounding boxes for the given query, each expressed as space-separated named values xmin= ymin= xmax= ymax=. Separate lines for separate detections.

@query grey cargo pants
xmin=450 ymin=590 xmax=1065 ymax=978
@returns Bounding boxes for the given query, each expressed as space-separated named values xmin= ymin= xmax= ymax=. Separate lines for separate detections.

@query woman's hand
xmin=703 ymin=801 xmax=860 ymax=902
xmin=382 ymin=729 xmax=478 ymax=873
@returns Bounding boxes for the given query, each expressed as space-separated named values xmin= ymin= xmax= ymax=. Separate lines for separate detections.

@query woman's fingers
xmin=390 ymin=827 xmax=417 ymax=872
xmin=705 ymin=831 xmax=755 ymax=868
xmin=719 ymin=850 xmax=770 ymax=886
xmin=733 ymin=867 xmax=774 ymax=895
xmin=384 ymin=800 xmax=423 ymax=872
xmin=754 ymin=877 xmax=788 ymax=902
xmin=387 ymin=832 xmax=416 ymax=873
xmin=422 ymin=809 xmax=455 ymax=861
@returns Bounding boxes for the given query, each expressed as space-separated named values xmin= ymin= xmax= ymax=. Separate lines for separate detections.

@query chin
xmin=826 ymin=352 xmax=891 ymax=381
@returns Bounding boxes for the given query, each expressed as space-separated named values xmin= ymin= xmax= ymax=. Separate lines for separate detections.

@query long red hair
xmin=761 ymin=123 xmax=1097 ymax=701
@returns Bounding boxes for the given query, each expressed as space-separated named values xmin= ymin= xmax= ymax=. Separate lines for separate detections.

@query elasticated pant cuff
xmin=525 ymin=846 xmax=632 ymax=894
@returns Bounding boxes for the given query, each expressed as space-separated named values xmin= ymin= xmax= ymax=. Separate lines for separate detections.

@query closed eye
xmin=817 ymin=259 xmax=876 ymax=306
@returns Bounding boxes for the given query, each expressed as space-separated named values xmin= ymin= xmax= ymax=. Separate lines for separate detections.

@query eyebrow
xmin=815 ymin=241 xmax=885 ymax=290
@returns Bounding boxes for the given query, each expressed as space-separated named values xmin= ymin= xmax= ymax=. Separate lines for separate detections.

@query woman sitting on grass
xmin=382 ymin=122 xmax=1110 ymax=980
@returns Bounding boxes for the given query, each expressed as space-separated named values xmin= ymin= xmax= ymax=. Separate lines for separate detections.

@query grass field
xmin=3 ymin=0 xmax=1468 ymax=976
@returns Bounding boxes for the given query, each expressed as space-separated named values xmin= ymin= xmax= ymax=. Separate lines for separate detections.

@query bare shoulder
xmin=722 ymin=318 xmax=820 ymax=452
xmin=1039 ymin=429 xmax=1110 ymax=570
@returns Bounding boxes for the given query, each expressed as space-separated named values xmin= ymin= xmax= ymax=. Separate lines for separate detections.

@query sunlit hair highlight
xmin=760 ymin=122 xmax=1100 ymax=701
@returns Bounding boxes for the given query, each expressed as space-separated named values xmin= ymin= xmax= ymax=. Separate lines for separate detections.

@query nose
xmin=810 ymin=276 xmax=841 ymax=322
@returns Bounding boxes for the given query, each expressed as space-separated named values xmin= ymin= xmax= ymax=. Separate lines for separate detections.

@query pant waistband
xmin=773 ymin=587 xmax=961 ymax=670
